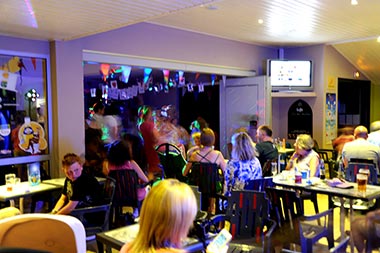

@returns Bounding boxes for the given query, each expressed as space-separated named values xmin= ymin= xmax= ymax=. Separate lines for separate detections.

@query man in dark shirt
xmin=255 ymin=125 xmax=278 ymax=168
xmin=51 ymin=153 xmax=101 ymax=214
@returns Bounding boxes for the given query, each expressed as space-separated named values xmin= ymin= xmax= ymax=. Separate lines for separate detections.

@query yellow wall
xmin=371 ymin=84 xmax=380 ymax=122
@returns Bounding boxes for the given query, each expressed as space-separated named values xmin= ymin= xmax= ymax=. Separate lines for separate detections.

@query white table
xmin=273 ymin=174 xmax=380 ymax=252
xmin=0 ymin=182 xmax=62 ymax=213
xmin=96 ymin=223 xmax=210 ymax=253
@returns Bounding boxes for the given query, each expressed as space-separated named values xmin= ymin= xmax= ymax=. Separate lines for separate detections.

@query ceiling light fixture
xmin=351 ymin=0 xmax=358 ymax=5
xmin=258 ymin=19 xmax=264 ymax=24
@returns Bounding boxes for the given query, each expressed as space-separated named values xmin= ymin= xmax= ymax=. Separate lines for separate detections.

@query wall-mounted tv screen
xmin=268 ymin=60 xmax=313 ymax=92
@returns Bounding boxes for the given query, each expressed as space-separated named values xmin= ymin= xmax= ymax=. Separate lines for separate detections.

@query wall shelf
xmin=271 ymin=92 xmax=317 ymax=98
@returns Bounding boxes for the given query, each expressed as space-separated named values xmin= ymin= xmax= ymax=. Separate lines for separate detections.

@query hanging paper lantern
xmin=100 ymin=64 xmax=110 ymax=81
xmin=120 ymin=66 xmax=132 ymax=83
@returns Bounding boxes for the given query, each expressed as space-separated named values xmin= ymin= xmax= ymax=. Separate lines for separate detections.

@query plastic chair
xmin=0 ymin=213 xmax=86 ymax=253
xmin=345 ymin=162 xmax=377 ymax=185
xmin=330 ymin=236 xmax=350 ymax=253
xmin=107 ymin=169 xmax=151 ymax=227
xmin=244 ymin=177 xmax=274 ymax=191
xmin=155 ymin=143 xmax=187 ymax=182
xmin=70 ymin=176 xmax=116 ymax=237
xmin=208 ymin=190 xmax=276 ymax=253
xmin=187 ymin=162 xmax=224 ymax=213
xmin=265 ymin=187 xmax=335 ymax=253
xmin=332 ymin=161 xmax=378 ymax=210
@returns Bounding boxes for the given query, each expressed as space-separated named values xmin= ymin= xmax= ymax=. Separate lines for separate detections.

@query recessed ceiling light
xmin=258 ymin=19 xmax=264 ymax=24
xmin=351 ymin=0 xmax=358 ymax=5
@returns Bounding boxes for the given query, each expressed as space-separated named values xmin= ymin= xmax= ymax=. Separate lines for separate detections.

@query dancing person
xmin=137 ymin=105 xmax=161 ymax=179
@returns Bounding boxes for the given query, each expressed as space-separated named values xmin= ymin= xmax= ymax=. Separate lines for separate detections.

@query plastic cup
xmin=357 ymin=173 xmax=368 ymax=193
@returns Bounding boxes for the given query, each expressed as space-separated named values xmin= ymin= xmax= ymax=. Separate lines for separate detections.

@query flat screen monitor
xmin=268 ymin=60 xmax=313 ymax=92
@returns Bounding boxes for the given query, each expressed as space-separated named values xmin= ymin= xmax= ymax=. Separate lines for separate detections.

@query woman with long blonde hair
xmin=120 ymin=179 xmax=197 ymax=253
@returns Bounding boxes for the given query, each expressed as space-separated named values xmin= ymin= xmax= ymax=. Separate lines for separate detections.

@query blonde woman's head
xmin=294 ymin=134 xmax=314 ymax=151
xmin=130 ymin=179 xmax=197 ymax=252
xmin=231 ymin=132 xmax=256 ymax=161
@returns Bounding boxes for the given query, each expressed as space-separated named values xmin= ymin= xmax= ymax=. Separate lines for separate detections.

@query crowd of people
xmin=54 ymin=101 xmax=380 ymax=252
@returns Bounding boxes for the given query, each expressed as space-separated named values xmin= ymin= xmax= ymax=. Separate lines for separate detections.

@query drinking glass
xmin=271 ymin=162 xmax=278 ymax=176
xmin=5 ymin=173 xmax=16 ymax=192
xmin=357 ymin=173 xmax=368 ymax=193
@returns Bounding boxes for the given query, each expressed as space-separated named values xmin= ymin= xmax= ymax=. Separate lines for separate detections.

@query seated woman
xmin=286 ymin=134 xmax=320 ymax=177
xmin=225 ymin=132 xmax=262 ymax=197
xmin=120 ymin=179 xmax=196 ymax=253
xmin=183 ymin=128 xmax=227 ymax=213
xmin=51 ymin=153 xmax=101 ymax=215
xmin=104 ymin=139 xmax=149 ymax=219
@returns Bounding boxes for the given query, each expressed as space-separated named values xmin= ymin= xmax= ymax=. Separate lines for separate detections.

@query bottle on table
xmin=337 ymin=160 xmax=344 ymax=179
xmin=320 ymin=159 xmax=326 ymax=180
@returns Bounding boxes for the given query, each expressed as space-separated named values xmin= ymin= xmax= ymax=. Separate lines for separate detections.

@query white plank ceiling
xmin=1 ymin=0 xmax=380 ymax=84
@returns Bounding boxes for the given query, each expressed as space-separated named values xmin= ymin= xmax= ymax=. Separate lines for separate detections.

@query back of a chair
xmin=156 ymin=143 xmax=187 ymax=182
xmin=226 ymin=190 xmax=269 ymax=242
xmin=245 ymin=177 xmax=274 ymax=191
xmin=188 ymin=162 xmax=223 ymax=195
xmin=0 ymin=214 xmax=86 ymax=253
xmin=108 ymin=169 xmax=139 ymax=208
xmin=265 ymin=187 xmax=303 ymax=228
xmin=345 ymin=162 xmax=377 ymax=185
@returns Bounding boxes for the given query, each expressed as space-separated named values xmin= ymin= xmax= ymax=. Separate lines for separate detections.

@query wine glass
xmin=271 ymin=162 xmax=278 ymax=176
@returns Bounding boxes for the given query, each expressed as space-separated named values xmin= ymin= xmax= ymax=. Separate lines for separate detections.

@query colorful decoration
xmin=100 ymin=64 xmax=110 ymax=81
xmin=211 ymin=74 xmax=216 ymax=86
xmin=162 ymin=69 xmax=170 ymax=84
xmin=143 ymin=68 xmax=152 ymax=85
xmin=178 ymin=71 xmax=185 ymax=86
xmin=198 ymin=83 xmax=204 ymax=92
xmin=120 ymin=65 xmax=131 ymax=83
xmin=31 ymin=58 xmax=37 ymax=70
xmin=18 ymin=121 xmax=47 ymax=154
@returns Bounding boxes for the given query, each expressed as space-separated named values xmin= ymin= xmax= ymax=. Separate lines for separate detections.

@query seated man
xmin=368 ymin=120 xmax=380 ymax=147
xmin=342 ymin=125 xmax=380 ymax=172
xmin=51 ymin=153 xmax=101 ymax=215
xmin=255 ymin=125 xmax=278 ymax=168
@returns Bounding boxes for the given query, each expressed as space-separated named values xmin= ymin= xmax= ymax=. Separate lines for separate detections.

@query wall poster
xmin=325 ymin=93 xmax=337 ymax=144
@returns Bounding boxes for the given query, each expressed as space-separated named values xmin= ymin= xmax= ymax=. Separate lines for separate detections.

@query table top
xmin=277 ymin=148 xmax=294 ymax=154
xmin=96 ymin=223 xmax=208 ymax=252
xmin=0 ymin=182 xmax=61 ymax=202
xmin=43 ymin=177 xmax=106 ymax=186
xmin=273 ymin=173 xmax=380 ymax=201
